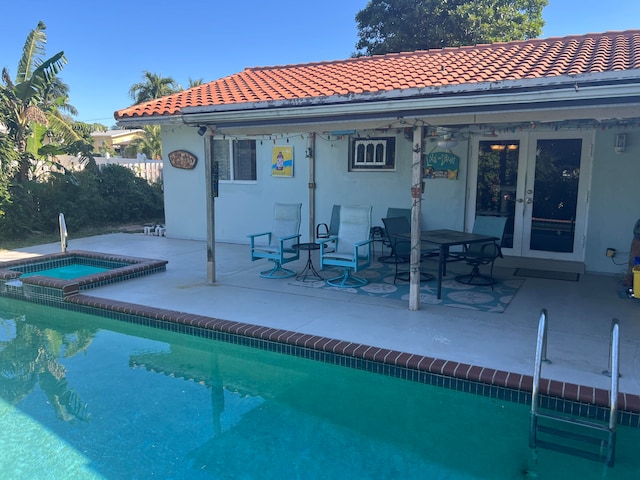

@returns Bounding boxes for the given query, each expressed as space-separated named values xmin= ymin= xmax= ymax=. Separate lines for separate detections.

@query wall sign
xmin=168 ymin=150 xmax=197 ymax=169
xmin=271 ymin=146 xmax=294 ymax=177
xmin=424 ymin=151 xmax=459 ymax=179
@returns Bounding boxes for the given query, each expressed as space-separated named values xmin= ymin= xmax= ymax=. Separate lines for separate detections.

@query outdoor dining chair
xmin=453 ymin=215 xmax=508 ymax=286
xmin=381 ymin=216 xmax=435 ymax=283
xmin=248 ymin=203 xmax=302 ymax=278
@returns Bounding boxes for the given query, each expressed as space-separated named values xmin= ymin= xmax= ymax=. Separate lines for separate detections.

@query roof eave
xmin=116 ymin=70 xmax=640 ymax=130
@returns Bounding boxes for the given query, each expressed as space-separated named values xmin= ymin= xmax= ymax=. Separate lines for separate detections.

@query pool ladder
xmin=529 ymin=309 xmax=619 ymax=468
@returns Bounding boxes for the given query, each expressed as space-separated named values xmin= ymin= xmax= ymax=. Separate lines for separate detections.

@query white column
xmin=409 ymin=127 xmax=424 ymax=311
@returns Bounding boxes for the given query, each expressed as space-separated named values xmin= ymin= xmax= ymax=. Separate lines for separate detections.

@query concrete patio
xmin=1 ymin=232 xmax=638 ymax=397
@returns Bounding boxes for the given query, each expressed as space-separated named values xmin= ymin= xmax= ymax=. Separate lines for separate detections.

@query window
xmin=350 ymin=137 xmax=396 ymax=171
xmin=212 ymin=138 xmax=257 ymax=181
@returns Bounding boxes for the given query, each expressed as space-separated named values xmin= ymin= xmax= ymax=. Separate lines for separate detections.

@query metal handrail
xmin=531 ymin=308 xmax=548 ymax=418
xmin=606 ymin=319 xmax=620 ymax=466
xmin=59 ymin=213 xmax=68 ymax=252
xmin=530 ymin=310 xmax=620 ymax=467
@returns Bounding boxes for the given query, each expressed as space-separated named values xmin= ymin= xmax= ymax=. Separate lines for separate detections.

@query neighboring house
xmin=115 ymin=30 xmax=640 ymax=279
xmin=91 ymin=129 xmax=144 ymax=157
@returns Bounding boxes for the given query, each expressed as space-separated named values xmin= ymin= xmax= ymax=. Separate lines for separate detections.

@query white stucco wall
xmin=161 ymin=126 xmax=208 ymax=240
xmin=160 ymin=123 xmax=636 ymax=275
xmin=585 ymin=127 xmax=640 ymax=275
xmin=161 ymin=127 xmax=468 ymax=244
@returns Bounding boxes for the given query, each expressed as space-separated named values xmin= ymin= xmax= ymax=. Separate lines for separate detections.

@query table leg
xmin=437 ymin=246 xmax=445 ymax=299
xmin=296 ymin=249 xmax=323 ymax=282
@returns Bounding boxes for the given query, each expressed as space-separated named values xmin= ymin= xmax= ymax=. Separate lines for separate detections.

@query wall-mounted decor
xmin=349 ymin=137 xmax=396 ymax=171
xmin=168 ymin=150 xmax=197 ymax=169
xmin=424 ymin=151 xmax=459 ymax=179
xmin=272 ymin=146 xmax=294 ymax=177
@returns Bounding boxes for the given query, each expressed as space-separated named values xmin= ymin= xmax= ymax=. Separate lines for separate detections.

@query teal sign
xmin=424 ymin=151 xmax=459 ymax=179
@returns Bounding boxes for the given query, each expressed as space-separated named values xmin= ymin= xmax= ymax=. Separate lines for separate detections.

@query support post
xmin=307 ymin=133 xmax=316 ymax=242
xmin=204 ymin=131 xmax=216 ymax=283
xmin=409 ymin=127 xmax=424 ymax=311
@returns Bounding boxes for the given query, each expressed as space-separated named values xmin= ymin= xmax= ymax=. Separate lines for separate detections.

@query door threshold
xmin=496 ymin=256 xmax=585 ymax=274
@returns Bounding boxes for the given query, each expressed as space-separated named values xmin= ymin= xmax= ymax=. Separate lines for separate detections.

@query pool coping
xmin=0 ymin=250 xmax=168 ymax=295
xmin=62 ymin=291 xmax=640 ymax=427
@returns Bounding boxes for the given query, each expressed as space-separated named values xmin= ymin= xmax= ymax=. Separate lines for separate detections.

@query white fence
xmin=56 ymin=155 xmax=163 ymax=184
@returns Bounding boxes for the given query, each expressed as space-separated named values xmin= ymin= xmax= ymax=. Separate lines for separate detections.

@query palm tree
xmin=128 ymin=71 xmax=179 ymax=105
xmin=129 ymin=125 xmax=162 ymax=160
xmin=0 ymin=21 xmax=88 ymax=182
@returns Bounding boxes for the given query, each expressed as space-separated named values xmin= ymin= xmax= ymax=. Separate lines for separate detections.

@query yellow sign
xmin=272 ymin=146 xmax=293 ymax=177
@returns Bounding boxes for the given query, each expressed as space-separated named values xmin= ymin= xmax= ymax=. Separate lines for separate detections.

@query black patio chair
xmin=381 ymin=216 xmax=435 ymax=283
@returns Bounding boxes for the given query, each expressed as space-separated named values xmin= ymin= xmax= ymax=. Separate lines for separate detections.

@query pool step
xmin=530 ymin=411 xmax=615 ymax=465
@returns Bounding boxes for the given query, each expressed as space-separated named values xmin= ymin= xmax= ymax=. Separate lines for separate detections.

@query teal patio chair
xmin=248 ymin=203 xmax=302 ymax=279
xmin=454 ymin=215 xmax=508 ymax=286
xmin=319 ymin=205 xmax=373 ymax=287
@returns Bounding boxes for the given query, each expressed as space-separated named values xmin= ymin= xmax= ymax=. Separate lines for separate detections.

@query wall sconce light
xmin=615 ymin=134 xmax=626 ymax=154
xmin=197 ymin=126 xmax=208 ymax=137
xmin=436 ymin=135 xmax=458 ymax=149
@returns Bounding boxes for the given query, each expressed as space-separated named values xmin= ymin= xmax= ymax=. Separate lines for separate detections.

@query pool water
xmin=0 ymin=297 xmax=638 ymax=479
xmin=20 ymin=264 xmax=109 ymax=280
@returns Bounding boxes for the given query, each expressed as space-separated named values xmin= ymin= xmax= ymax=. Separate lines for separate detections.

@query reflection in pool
xmin=0 ymin=297 xmax=638 ymax=479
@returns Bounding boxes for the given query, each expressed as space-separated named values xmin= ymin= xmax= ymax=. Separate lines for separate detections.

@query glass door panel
xmin=475 ymin=141 xmax=520 ymax=249
xmin=528 ymin=139 xmax=582 ymax=253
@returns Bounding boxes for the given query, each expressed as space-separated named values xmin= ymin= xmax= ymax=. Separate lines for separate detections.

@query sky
xmin=1 ymin=0 xmax=639 ymax=127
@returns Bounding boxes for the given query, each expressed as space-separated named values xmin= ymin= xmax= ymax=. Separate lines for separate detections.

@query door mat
xmin=290 ymin=262 xmax=524 ymax=313
xmin=514 ymin=268 xmax=579 ymax=282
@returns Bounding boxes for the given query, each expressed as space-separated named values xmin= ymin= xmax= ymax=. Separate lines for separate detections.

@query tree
xmin=0 ymin=21 xmax=89 ymax=182
xmin=354 ymin=0 xmax=548 ymax=56
xmin=129 ymin=125 xmax=162 ymax=160
xmin=128 ymin=71 xmax=179 ymax=105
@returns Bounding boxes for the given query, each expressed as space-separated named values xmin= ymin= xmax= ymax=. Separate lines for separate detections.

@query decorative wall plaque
xmin=168 ymin=150 xmax=197 ymax=169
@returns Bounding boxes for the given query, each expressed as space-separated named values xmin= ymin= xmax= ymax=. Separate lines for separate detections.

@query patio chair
xmin=319 ymin=205 xmax=373 ymax=287
xmin=248 ymin=203 xmax=302 ymax=279
xmin=454 ymin=215 xmax=508 ymax=286
xmin=378 ymin=208 xmax=412 ymax=259
xmin=316 ymin=204 xmax=341 ymax=240
xmin=381 ymin=216 xmax=435 ymax=283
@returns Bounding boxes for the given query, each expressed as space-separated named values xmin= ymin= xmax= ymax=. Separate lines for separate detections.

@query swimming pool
xmin=1 ymin=297 xmax=639 ymax=479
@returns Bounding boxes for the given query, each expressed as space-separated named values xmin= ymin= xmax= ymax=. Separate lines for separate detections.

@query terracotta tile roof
xmin=115 ymin=30 xmax=640 ymax=120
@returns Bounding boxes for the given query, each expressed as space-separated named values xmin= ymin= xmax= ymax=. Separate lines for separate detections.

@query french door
xmin=467 ymin=130 xmax=592 ymax=261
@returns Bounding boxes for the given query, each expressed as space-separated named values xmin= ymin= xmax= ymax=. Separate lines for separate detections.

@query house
xmin=91 ymin=129 xmax=144 ymax=157
xmin=114 ymin=30 xmax=640 ymax=286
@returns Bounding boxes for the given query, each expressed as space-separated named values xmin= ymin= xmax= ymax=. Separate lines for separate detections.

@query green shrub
xmin=0 ymin=164 xmax=164 ymax=242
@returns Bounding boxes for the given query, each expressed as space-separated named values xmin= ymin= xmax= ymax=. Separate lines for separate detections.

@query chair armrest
xmin=248 ymin=232 xmax=271 ymax=247
xmin=248 ymin=231 xmax=271 ymax=240
xmin=278 ymin=233 xmax=301 ymax=250
xmin=354 ymin=238 xmax=373 ymax=258
xmin=316 ymin=223 xmax=329 ymax=239
xmin=318 ymin=236 xmax=337 ymax=245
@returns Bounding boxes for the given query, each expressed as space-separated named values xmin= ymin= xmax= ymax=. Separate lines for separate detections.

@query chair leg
xmin=326 ymin=267 xmax=368 ymax=288
xmin=455 ymin=264 xmax=495 ymax=286
xmin=394 ymin=262 xmax=434 ymax=284
xmin=259 ymin=260 xmax=296 ymax=279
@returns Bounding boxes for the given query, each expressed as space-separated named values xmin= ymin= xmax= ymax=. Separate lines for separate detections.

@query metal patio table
xmin=399 ymin=229 xmax=499 ymax=299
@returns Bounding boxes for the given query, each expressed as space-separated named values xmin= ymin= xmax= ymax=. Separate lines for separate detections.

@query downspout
xmin=409 ymin=127 xmax=424 ymax=311
xmin=308 ymin=133 xmax=316 ymax=242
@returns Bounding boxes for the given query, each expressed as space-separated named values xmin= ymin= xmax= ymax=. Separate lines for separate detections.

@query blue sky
xmin=1 ymin=0 xmax=638 ymax=127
